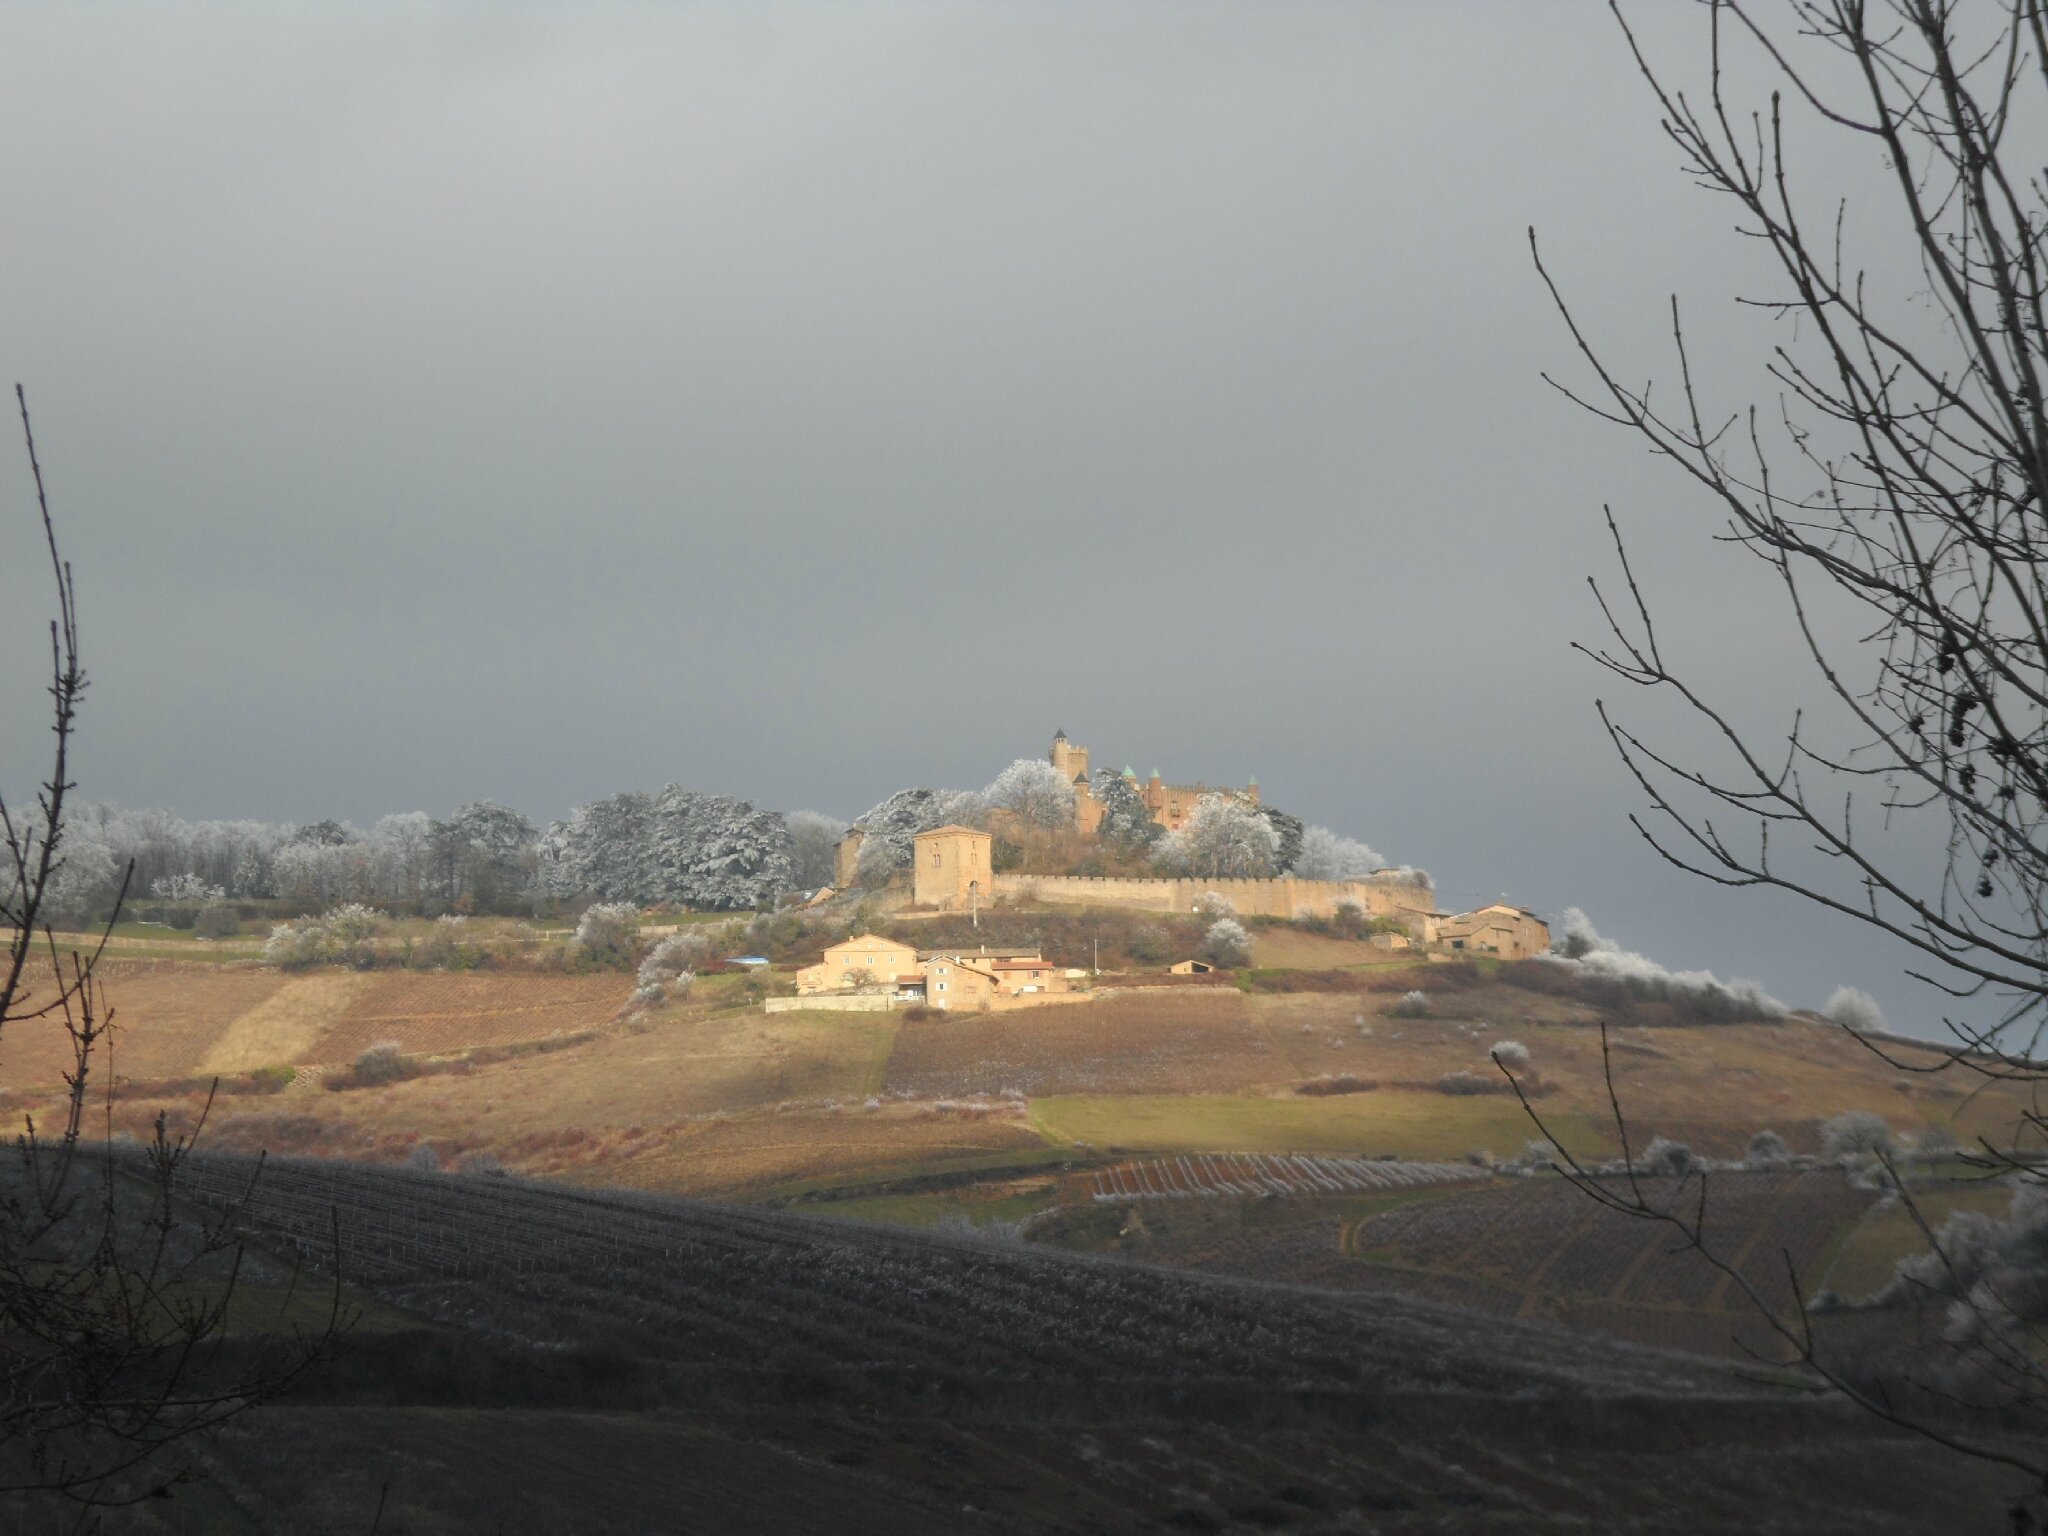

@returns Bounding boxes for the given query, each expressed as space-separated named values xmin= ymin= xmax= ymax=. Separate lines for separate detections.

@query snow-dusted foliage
xmin=1258 ymin=806 xmax=1305 ymax=872
xmin=1746 ymin=1129 xmax=1792 ymax=1167
xmin=573 ymin=902 xmax=641 ymax=966
xmin=1199 ymin=917 xmax=1252 ymax=968
xmin=984 ymin=759 xmax=1078 ymax=831
xmin=1388 ymin=990 xmax=1430 ymax=1018
xmin=1191 ymin=891 xmax=1237 ymax=920
xmin=1544 ymin=908 xmax=1785 ymax=1022
xmin=845 ymin=786 xmax=986 ymax=886
xmin=1640 ymin=1137 xmax=1695 ymax=1177
xmin=1875 ymin=1185 xmax=2048 ymax=1348
xmin=428 ymin=801 xmax=537 ymax=904
xmin=1489 ymin=1040 xmax=1531 ymax=1072
xmin=785 ymin=810 xmax=848 ymax=890
xmin=1822 ymin=985 xmax=1888 ymax=1034
xmin=262 ymin=904 xmax=389 ymax=969
xmin=634 ymin=932 xmax=699 ymax=1005
xmin=1091 ymin=771 xmax=1159 ymax=853
xmin=644 ymin=787 xmax=795 ymax=909
xmin=1154 ymin=795 xmax=1281 ymax=879
xmin=541 ymin=788 xmax=791 ymax=910
xmin=1292 ymin=825 xmax=1387 ymax=882
xmin=150 ymin=872 xmax=225 ymax=903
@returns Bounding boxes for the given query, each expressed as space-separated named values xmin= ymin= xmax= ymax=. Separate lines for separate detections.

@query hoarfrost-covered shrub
xmin=574 ymin=902 xmax=641 ymax=967
xmin=1388 ymin=990 xmax=1430 ymax=1019
xmin=261 ymin=903 xmax=388 ymax=969
xmin=635 ymin=932 xmax=701 ymax=1004
xmin=983 ymin=758 xmax=1077 ymax=830
xmin=1436 ymin=1070 xmax=1503 ymax=1096
xmin=1191 ymin=891 xmax=1237 ymax=921
xmin=1154 ymin=796 xmax=1281 ymax=879
xmin=1291 ymin=825 xmax=1387 ymax=882
xmin=1640 ymin=1136 xmax=1694 ymax=1178
xmin=1489 ymin=1040 xmax=1531 ymax=1072
xmin=1199 ymin=917 xmax=1252 ymax=968
xmin=1544 ymin=908 xmax=1785 ymax=1022
xmin=406 ymin=1144 xmax=440 ymax=1173
xmin=1821 ymin=1111 xmax=1893 ymax=1161
xmin=1822 ymin=985 xmax=1888 ymax=1034
xmin=1746 ymin=1129 xmax=1792 ymax=1168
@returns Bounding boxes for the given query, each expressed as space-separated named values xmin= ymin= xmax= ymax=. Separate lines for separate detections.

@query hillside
xmin=119 ymin=1152 xmax=2024 ymax=1534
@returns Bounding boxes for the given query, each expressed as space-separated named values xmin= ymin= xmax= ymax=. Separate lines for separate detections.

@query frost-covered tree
xmin=428 ymin=801 xmax=537 ymax=906
xmin=574 ymin=902 xmax=641 ymax=967
xmin=1092 ymin=771 xmax=1159 ymax=855
xmin=845 ymin=786 xmax=985 ymax=884
xmin=1155 ymin=795 xmax=1280 ymax=879
xmin=1821 ymin=1111 xmax=1894 ymax=1161
xmin=1199 ymin=917 xmax=1252 ymax=968
xmin=1293 ymin=825 xmax=1387 ymax=882
xmin=984 ymin=758 xmax=1077 ymax=831
xmin=545 ymin=792 xmax=655 ymax=903
xmin=1490 ymin=1040 xmax=1532 ymax=1073
xmin=1257 ymin=805 xmax=1305 ymax=873
xmin=1822 ymin=985 xmax=1888 ymax=1035
xmin=645 ymin=787 xmax=796 ymax=909
xmin=785 ymin=810 xmax=848 ymax=889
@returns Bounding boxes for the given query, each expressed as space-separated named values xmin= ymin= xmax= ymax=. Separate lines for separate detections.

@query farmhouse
xmin=794 ymin=934 xmax=1078 ymax=1010
xmin=1427 ymin=904 xmax=1551 ymax=959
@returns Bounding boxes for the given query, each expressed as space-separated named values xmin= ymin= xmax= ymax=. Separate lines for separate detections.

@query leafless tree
xmin=0 ymin=387 xmax=327 ymax=1516
xmin=1536 ymin=0 xmax=2048 ymax=1516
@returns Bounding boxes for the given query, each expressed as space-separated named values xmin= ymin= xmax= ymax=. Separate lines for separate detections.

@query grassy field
xmin=1820 ymin=1178 xmax=2018 ymax=1298
xmin=1028 ymin=1090 xmax=1619 ymax=1162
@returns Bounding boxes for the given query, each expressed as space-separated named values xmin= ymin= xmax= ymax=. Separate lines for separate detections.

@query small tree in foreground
xmin=0 ymin=387 xmax=326 ymax=1505
xmin=1531 ymin=1 xmax=2048 ymax=1513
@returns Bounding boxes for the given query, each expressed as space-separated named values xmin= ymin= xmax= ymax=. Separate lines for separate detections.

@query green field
xmin=1028 ymin=1089 xmax=1618 ymax=1162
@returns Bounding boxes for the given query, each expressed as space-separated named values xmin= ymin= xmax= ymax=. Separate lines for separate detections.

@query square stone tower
xmin=912 ymin=824 xmax=994 ymax=910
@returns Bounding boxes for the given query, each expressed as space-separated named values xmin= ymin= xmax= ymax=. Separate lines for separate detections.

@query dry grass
xmin=200 ymin=973 xmax=380 ymax=1073
xmin=883 ymin=991 xmax=1282 ymax=1098
xmin=0 ymin=960 xmax=291 ymax=1088
xmin=303 ymin=972 xmax=631 ymax=1064
xmin=1246 ymin=929 xmax=1397 ymax=969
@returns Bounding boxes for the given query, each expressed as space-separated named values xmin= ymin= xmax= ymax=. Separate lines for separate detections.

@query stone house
xmin=1428 ymin=905 xmax=1551 ymax=960
xmin=796 ymin=933 xmax=920 ymax=995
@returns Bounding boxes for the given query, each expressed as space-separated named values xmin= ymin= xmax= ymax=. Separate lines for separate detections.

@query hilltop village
xmin=796 ymin=730 xmax=1550 ymax=1010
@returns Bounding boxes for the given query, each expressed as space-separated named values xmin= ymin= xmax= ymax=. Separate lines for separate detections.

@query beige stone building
xmin=1428 ymin=904 xmax=1551 ymax=960
xmin=796 ymin=933 xmax=920 ymax=995
xmin=1058 ymin=728 xmax=1259 ymax=837
xmin=912 ymin=824 xmax=993 ymax=910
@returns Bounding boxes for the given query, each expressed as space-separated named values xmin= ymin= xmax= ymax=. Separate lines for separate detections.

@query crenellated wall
xmin=987 ymin=872 xmax=1435 ymax=929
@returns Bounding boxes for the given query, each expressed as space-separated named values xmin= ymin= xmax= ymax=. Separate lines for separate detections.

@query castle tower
xmin=912 ymin=824 xmax=993 ymax=910
xmin=1049 ymin=728 xmax=1089 ymax=784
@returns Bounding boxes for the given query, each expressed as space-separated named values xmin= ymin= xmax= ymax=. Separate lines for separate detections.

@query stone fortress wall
xmin=988 ymin=871 xmax=1434 ymax=927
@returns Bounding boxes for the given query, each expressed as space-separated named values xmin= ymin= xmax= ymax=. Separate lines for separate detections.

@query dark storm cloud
xmin=0 ymin=3 xmax=1941 ymax=1030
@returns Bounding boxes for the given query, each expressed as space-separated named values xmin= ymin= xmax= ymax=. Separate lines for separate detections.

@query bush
xmin=352 ymin=1041 xmax=410 ymax=1086
xmin=1388 ymin=990 xmax=1430 ymax=1019
xmin=1640 ymin=1136 xmax=1694 ymax=1177
xmin=1745 ymin=1129 xmax=1792 ymax=1168
xmin=247 ymin=1065 xmax=296 ymax=1094
xmin=194 ymin=902 xmax=241 ymax=939
xmin=1293 ymin=1074 xmax=1376 ymax=1097
xmin=406 ymin=1144 xmax=441 ymax=1173
xmin=1436 ymin=1070 xmax=1505 ymax=1096
xmin=1822 ymin=984 xmax=1888 ymax=1034
xmin=1489 ymin=1039 xmax=1531 ymax=1072
xmin=1199 ymin=917 xmax=1252 ymax=969
xmin=901 ymin=1004 xmax=934 ymax=1022
xmin=1821 ymin=1110 xmax=1893 ymax=1160
xmin=574 ymin=903 xmax=642 ymax=968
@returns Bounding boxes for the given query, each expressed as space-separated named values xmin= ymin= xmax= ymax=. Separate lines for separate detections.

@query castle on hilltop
xmin=1052 ymin=729 xmax=1259 ymax=837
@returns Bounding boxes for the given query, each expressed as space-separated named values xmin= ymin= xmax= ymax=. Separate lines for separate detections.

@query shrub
xmin=1822 ymin=984 xmax=1888 ymax=1034
xmin=1199 ymin=918 xmax=1252 ymax=969
xmin=459 ymin=1152 xmax=505 ymax=1177
xmin=1489 ymin=1039 xmax=1531 ymax=1072
xmin=352 ymin=1041 xmax=410 ymax=1086
xmin=194 ymin=902 xmax=241 ymax=939
xmin=1745 ymin=1129 xmax=1792 ymax=1168
xmin=901 ymin=1005 xmax=934 ymax=1022
xmin=1914 ymin=1124 xmax=1961 ymax=1162
xmin=634 ymin=933 xmax=701 ymax=1006
xmin=247 ymin=1065 xmax=296 ymax=1094
xmin=1640 ymin=1136 xmax=1694 ymax=1177
xmin=406 ymin=1144 xmax=441 ymax=1173
xmin=1436 ymin=1070 xmax=1504 ymax=1096
xmin=1294 ymin=1074 xmax=1376 ymax=1097
xmin=574 ymin=902 xmax=642 ymax=968
xmin=1821 ymin=1110 xmax=1893 ymax=1160
xmin=1388 ymin=990 xmax=1430 ymax=1019
xmin=1191 ymin=891 xmax=1238 ymax=921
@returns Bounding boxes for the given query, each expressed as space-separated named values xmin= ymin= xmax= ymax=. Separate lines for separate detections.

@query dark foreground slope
xmin=163 ymin=1155 xmax=2017 ymax=1534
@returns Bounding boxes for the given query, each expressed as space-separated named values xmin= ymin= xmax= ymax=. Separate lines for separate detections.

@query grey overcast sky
xmin=0 ymin=3 xmax=1961 ymax=1033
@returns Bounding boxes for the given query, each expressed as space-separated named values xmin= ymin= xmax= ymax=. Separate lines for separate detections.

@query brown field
xmin=0 ymin=960 xmax=290 ymax=1087
xmin=1245 ymin=929 xmax=1392 ymax=969
xmin=883 ymin=990 xmax=1284 ymax=1098
xmin=1043 ymin=1167 xmax=1877 ymax=1362
xmin=302 ymin=971 xmax=632 ymax=1064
